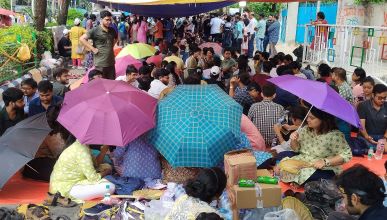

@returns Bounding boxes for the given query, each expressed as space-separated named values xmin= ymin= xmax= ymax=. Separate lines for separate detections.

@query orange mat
xmin=0 ymin=156 xmax=386 ymax=204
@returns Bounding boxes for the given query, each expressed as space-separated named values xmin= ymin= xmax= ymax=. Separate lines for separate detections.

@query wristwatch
xmin=323 ymin=158 xmax=331 ymax=167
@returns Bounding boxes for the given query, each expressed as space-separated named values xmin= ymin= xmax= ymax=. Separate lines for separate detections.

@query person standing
xmin=263 ymin=16 xmax=274 ymax=53
xmin=255 ymin=14 xmax=266 ymax=53
xmin=118 ymin=17 xmax=129 ymax=46
xmin=267 ymin=15 xmax=280 ymax=58
xmin=247 ymin=12 xmax=258 ymax=58
xmin=210 ymin=14 xmax=224 ymax=43
xmin=69 ymin=18 xmax=86 ymax=69
xmin=137 ymin=16 xmax=148 ymax=44
xmin=164 ymin=18 xmax=174 ymax=43
xmin=154 ymin=18 xmax=164 ymax=44
xmin=235 ymin=16 xmax=244 ymax=54
xmin=80 ymin=10 xmax=118 ymax=80
xmin=86 ymin=14 xmax=96 ymax=31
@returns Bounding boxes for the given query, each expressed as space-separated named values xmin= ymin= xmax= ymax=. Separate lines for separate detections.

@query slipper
xmin=26 ymin=204 xmax=51 ymax=220
xmin=44 ymin=192 xmax=78 ymax=207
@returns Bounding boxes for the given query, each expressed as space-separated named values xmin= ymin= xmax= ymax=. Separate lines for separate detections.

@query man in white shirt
xmin=247 ymin=12 xmax=258 ymax=58
xmin=210 ymin=14 xmax=225 ymax=43
xmin=148 ymin=68 xmax=170 ymax=99
xmin=115 ymin=64 xmax=139 ymax=88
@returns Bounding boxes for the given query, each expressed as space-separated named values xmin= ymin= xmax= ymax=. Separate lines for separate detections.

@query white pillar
xmin=316 ymin=1 xmax=321 ymax=13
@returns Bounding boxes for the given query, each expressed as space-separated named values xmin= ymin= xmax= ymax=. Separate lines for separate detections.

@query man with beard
xmin=80 ymin=10 xmax=118 ymax=80
xmin=0 ymin=88 xmax=25 ymax=136
xmin=52 ymin=68 xmax=70 ymax=98
xmin=148 ymin=68 xmax=170 ymax=99
xmin=29 ymin=80 xmax=63 ymax=117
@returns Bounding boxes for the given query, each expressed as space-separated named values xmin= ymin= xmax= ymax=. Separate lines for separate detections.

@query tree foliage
xmin=246 ymin=2 xmax=282 ymax=16
xmin=0 ymin=0 xmax=11 ymax=10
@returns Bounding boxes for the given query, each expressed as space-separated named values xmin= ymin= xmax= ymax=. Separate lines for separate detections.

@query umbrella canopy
xmin=146 ymin=54 xmax=163 ymax=67
xmin=149 ymin=85 xmax=242 ymax=168
xmin=0 ymin=8 xmax=16 ymax=16
xmin=115 ymin=54 xmax=143 ymax=77
xmin=0 ymin=113 xmax=51 ymax=188
xmin=116 ymin=43 xmax=156 ymax=59
xmin=268 ymin=75 xmax=361 ymax=127
xmin=199 ymin=42 xmax=223 ymax=55
xmin=58 ymin=78 xmax=157 ymax=146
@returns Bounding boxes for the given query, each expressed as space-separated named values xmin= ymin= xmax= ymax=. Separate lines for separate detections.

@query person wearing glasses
xmin=357 ymin=84 xmax=387 ymax=148
xmin=80 ymin=10 xmax=118 ymax=80
xmin=328 ymin=165 xmax=387 ymax=220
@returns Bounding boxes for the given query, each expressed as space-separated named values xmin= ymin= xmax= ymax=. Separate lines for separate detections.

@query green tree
xmin=0 ymin=0 xmax=11 ymax=10
xmin=34 ymin=0 xmax=47 ymax=31
xmin=246 ymin=2 xmax=282 ymax=16
xmin=57 ymin=0 xmax=70 ymax=25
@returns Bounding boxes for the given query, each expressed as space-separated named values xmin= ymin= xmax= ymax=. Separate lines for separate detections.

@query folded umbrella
xmin=58 ymin=78 xmax=157 ymax=146
xmin=0 ymin=113 xmax=51 ymax=188
xmin=116 ymin=43 xmax=157 ymax=59
xmin=115 ymin=55 xmax=143 ymax=77
xmin=268 ymin=75 xmax=361 ymax=127
xmin=149 ymin=85 xmax=242 ymax=168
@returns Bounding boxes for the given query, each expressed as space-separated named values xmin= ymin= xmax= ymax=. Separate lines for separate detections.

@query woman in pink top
xmin=351 ymin=67 xmax=366 ymax=105
xmin=240 ymin=114 xmax=266 ymax=151
xmin=137 ymin=16 xmax=148 ymax=44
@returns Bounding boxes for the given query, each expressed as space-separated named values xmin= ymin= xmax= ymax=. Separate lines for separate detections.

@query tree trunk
xmin=34 ymin=0 xmax=47 ymax=31
xmin=57 ymin=0 xmax=70 ymax=25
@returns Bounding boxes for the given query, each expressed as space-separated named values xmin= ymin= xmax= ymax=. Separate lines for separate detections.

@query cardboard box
xmin=257 ymin=169 xmax=271 ymax=177
xmin=229 ymin=183 xmax=282 ymax=209
xmin=224 ymin=149 xmax=257 ymax=187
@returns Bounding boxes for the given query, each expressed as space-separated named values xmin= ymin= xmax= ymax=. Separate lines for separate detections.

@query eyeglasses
xmin=375 ymin=96 xmax=386 ymax=101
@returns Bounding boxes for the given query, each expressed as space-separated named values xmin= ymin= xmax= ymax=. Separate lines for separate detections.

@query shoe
xmin=83 ymin=203 xmax=112 ymax=216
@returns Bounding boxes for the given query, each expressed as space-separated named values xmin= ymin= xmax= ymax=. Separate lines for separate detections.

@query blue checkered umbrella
xmin=149 ymin=85 xmax=242 ymax=168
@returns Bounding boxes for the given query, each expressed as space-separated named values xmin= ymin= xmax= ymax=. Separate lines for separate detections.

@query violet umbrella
xmin=268 ymin=75 xmax=361 ymax=128
xmin=115 ymin=55 xmax=143 ymax=77
xmin=58 ymin=78 xmax=157 ymax=146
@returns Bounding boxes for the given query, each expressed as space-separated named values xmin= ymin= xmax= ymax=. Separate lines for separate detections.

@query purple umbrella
xmin=58 ymin=78 xmax=157 ymax=146
xmin=115 ymin=55 xmax=143 ymax=77
xmin=268 ymin=75 xmax=361 ymax=128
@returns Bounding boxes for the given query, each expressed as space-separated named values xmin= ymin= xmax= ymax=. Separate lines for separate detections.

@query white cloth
xmin=247 ymin=18 xmax=258 ymax=34
xmin=271 ymin=140 xmax=293 ymax=153
xmin=115 ymin=76 xmax=139 ymax=88
xmin=294 ymin=73 xmax=307 ymax=79
xmin=69 ymin=180 xmax=115 ymax=201
xmin=270 ymin=67 xmax=278 ymax=77
xmin=210 ymin=17 xmax=224 ymax=34
xmin=148 ymin=79 xmax=168 ymax=99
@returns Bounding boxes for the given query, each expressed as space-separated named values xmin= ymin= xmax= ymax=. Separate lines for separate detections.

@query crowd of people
xmin=1 ymin=9 xmax=387 ymax=220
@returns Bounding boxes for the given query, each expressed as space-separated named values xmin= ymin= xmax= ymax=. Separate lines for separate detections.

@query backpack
xmin=118 ymin=22 xmax=127 ymax=34
xmin=347 ymin=137 xmax=368 ymax=156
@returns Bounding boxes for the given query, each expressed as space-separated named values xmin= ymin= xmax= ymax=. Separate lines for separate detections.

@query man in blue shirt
xmin=29 ymin=80 xmax=63 ymax=117
xmin=21 ymin=78 xmax=39 ymax=114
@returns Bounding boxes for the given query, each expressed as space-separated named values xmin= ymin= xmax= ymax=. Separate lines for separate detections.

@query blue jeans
xmin=248 ymin=33 xmax=255 ymax=58
xmin=263 ymin=35 xmax=269 ymax=52
xmin=255 ymin=37 xmax=264 ymax=52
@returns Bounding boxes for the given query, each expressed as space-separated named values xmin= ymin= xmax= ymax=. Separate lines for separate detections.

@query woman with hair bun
xmin=165 ymin=167 xmax=227 ymax=220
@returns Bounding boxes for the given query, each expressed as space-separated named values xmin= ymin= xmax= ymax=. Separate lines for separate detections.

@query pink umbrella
xmin=199 ymin=42 xmax=223 ymax=55
xmin=0 ymin=8 xmax=16 ymax=16
xmin=58 ymin=78 xmax=157 ymax=146
xmin=146 ymin=54 xmax=163 ymax=67
xmin=115 ymin=55 xmax=143 ymax=77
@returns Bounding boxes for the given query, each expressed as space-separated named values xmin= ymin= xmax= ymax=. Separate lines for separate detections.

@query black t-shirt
xmin=57 ymin=37 xmax=71 ymax=57
xmin=203 ymin=19 xmax=211 ymax=35
xmin=357 ymin=100 xmax=387 ymax=135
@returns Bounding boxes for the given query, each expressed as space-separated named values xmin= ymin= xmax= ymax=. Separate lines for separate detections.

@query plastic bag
xmin=17 ymin=43 xmax=31 ymax=61
xmin=264 ymin=209 xmax=300 ymax=220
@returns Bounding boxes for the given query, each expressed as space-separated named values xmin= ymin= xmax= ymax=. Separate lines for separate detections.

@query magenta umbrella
xmin=115 ymin=55 xmax=143 ymax=77
xmin=268 ymin=75 xmax=361 ymax=128
xmin=58 ymin=78 xmax=157 ymax=146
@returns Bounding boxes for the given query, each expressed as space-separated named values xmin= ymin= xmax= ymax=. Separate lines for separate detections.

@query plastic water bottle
xmin=104 ymin=184 xmax=111 ymax=199
xmin=367 ymin=147 xmax=374 ymax=160
xmin=374 ymin=139 xmax=385 ymax=160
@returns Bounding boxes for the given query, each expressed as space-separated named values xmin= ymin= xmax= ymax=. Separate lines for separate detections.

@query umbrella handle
xmin=296 ymin=105 xmax=313 ymax=133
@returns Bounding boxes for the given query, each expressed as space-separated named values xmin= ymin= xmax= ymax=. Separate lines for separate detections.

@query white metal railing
xmin=302 ymin=24 xmax=387 ymax=84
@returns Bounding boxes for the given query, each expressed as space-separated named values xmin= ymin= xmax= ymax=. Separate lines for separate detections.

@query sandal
xmin=26 ymin=204 xmax=51 ymax=220
xmin=44 ymin=192 xmax=78 ymax=207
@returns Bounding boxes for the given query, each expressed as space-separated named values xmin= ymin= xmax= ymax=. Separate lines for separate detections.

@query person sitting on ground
xmin=165 ymin=168 xmax=226 ymax=220
xmin=166 ymin=62 xmax=182 ymax=87
xmin=184 ymin=75 xmax=202 ymax=85
xmin=273 ymin=66 xmax=299 ymax=109
xmin=52 ymin=68 xmax=70 ymax=98
xmin=332 ymin=67 xmax=354 ymax=104
xmin=247 ymin=82 xmax=262 ymax=102
xmin=248 ymin=83 xmax=285 ymax=146
xmin=229 ymin=73 xmax=255 ymax=115
xmin=220 ymin=48 xmax=237 ymax=83
xmin=357 ymin=84 xmax=387 ymax=147
xmin=88 ymin=69 xmax=103 ymax=82
xmin=281 ymin=107 xmax=352 ymax=185
xmin=148 ymin=68 xmax=170 ymax=99
xmin=361 ymin=76 xmax=375 ymax=102
xmin=261 ymin=60 xmax=272 ymax=76
xmin=57 ymin=29 xmax=71 ymax=58
xmin=328 ymin=165 xmax=387 ymax=220
xmin=200 ymin=47 xmax=215 ymax=69
xmin=164 ymin=45 xmax=185 ymax=75
xmin=0 ymin=88 xmax=25 ymax=136
xmin=317 ymin=63 xmax=332 ymax=84
xmin=21 ymin=78 xmax=39 ymax=114
xmin=252 ymin=56 xmax=271 ymax=87
xmin=196 ymin=212 xmax=223 ymax=220
xmin=29 ymin=80 xmax=63 ymax=117
xmin=205 ymin=66 xmax=226 ymax=92
xmin=47 ymin=104 xmax=115 ymax=202
xmin=289 ymin=61 xmax=307 ymax=79
xmin=272 ymin=106 xmax=308 ymax=154
xmin=115 ymin=64 xmax=139 ymax=88
xmin=186 ymin=46 xmax=202 ymax=71
xmin=283 ymin=54 xmax=293 ymax=65
xmin=352 ymin=67 xmax=367 ymax=104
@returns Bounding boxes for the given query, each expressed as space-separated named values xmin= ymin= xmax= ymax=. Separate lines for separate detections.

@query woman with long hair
xmin=165 ymin=62 xmax=182 ymax=87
